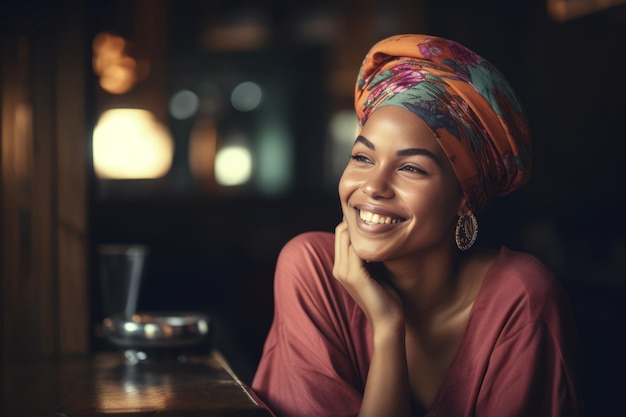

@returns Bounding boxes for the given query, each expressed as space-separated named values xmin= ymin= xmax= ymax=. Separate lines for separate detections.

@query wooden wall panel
xmin=0 ymin=35 xmax=44 ymax=359
xmin=31 ymin=29 xmax=60 ymax=357
xmin=1 ymin=0 xmax=89 ymax=359
xmin=55 ymin=1 xmax=89 ymax=355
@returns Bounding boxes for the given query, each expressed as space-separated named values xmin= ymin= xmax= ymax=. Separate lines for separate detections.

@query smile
xmin=358 ymin=209 xmax=405 ymax=225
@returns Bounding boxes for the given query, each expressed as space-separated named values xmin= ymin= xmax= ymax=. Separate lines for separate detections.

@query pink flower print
xmin=391 ymin=64 xmax=427 ymax=85
xmin=448 ymin=41 xmax=480 ymax=66
xmin=419 ymin=41 xmax=443 ymax=60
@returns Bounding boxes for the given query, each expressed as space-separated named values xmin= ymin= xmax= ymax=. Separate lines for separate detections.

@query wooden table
xmin=1 ymin=350 xmax=275 ymax=417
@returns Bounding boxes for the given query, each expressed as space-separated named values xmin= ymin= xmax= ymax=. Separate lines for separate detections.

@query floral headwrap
xmin=355 ymin=34 xmax=532 ymax=212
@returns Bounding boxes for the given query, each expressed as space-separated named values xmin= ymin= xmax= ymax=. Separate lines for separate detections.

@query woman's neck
xmin=378 ymin=246 xmax=495 ymax=324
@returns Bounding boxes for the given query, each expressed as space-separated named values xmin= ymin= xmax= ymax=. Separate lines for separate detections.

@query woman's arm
xmin=333 ymin=221 xmax=411 ymax=417
xmin=252 ymin=232 xmax=367 ymax=417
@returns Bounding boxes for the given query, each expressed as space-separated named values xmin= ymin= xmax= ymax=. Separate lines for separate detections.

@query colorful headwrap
xmin=355 ymin=34 xmax=532 ymax=212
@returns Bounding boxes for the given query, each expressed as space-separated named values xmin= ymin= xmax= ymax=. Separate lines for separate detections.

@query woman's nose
xmin=361 ymin=168 xmax=394 ymax=198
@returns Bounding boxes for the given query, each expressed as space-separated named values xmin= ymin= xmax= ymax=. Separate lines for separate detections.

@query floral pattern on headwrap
xmin=355 ymin=34 xmax=532 ymax=212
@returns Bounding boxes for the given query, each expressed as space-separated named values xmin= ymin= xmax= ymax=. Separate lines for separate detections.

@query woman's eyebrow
xmin=355 ymin=135 xmax=375 ymax=149
xmin=396 ymin=148 xmax=442 ymax=166
xmin=355 ymin=135 xmax=442 ymax=166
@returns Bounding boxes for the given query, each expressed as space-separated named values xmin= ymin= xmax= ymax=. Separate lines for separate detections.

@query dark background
xmin=3 ymin=0 xmax=625 ymax=415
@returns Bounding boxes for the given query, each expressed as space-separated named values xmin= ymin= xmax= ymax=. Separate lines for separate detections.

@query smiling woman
xmin=338 ymin=107 xmax=463 ymax=264
xmin=251 ymin=34 xmax=582 ymax=417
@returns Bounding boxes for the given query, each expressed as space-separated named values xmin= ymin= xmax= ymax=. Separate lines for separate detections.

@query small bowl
xmin=103 ymin=311 xmax=210 ymax=349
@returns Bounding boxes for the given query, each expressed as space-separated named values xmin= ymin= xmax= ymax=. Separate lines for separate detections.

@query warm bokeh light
xmin=547 ymin=0 xmax=626 ymax=21
xmin=92 ymin=32 xmax=150 ymax=94
xmin=92 ymin=109 xmax=174 ymax=179
xmin=230 ymin=81 xmax=263 ymax=112
xmin=201 ymin=18 xmax=269 ymax=51
xmin=12 ymin=103 xmax=33 ymax=184
xmin=214 ymin=145 xmax=253 ymax=186
xmin=189 ymin=118 xmax=218 ymax=182
xmin=92 ymin=32 xmax=126 ymax=74
xmin=99 ymin=57 xmax=137 ymax=95
xmin=169 ymin=89 xmax=200 ymax=120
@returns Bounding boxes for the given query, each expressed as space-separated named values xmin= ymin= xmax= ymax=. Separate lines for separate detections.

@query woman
xmin=252 ymin=34 xmax=582 ymax=417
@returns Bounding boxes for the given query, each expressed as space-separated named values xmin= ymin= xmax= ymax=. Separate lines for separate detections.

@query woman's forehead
xmin=359 ymin=106 xmax=441 ymax=151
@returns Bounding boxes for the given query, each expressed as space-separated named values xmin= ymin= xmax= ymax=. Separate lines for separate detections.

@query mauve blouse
xmin=252 ymin=232 xmax=582 ymax=417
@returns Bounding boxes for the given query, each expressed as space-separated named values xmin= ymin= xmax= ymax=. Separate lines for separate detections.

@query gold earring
xmin=455 ymin=211 xmax=478 ymax=251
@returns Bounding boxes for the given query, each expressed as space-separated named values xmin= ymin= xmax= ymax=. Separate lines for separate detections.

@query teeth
xmin=359 ymin=209 xmax=402 ymax=225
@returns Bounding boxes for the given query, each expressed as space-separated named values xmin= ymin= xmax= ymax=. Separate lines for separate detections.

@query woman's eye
xmin=400 ymin=164 xmax=427 ymax=175
xmin=350 ymin=154 xmax=372 ymax=164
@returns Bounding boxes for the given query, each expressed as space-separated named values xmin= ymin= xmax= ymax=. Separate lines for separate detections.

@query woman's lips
xmin=357 ymin=208 xmax=406 ymax=225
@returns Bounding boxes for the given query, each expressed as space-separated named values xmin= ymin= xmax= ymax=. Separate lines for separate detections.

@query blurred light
xmin=201 ymin=13 xmax=269 ymax=51
xmin=13 ymin=103 xmax=33 ymax=184
xmin=203 ymin=25 xmax=268 ymax=50
xmin=161 ymin=324 xmax=174 ymax=337
xmin=169 ymin=89 xmax=200 ymax=120
xmin=98 ymin=57 xmax=137 ymax=95
xmin=144 ymin=323 xmax=159 ymax=338
xmin=189 ymin=119 xmax=218 ymax=182
xmin=198 ymin=319 xmax=209 ymax=334
xmin=93 ymin=109 xmax=174 ymax=179
xmin=92 ymin=32 xmax=150 ymax=94
xmin=330 ymin=109 xmax=359 ymax=145
xmin=123 ymin=322 xmax=139 ymax=332
xmin=215 ymin=145 xmax=252 ymax=186
xmin=231 ymin=81 xmax=263 ymax=112
xmin=92 ymin=32 xmax=126 ymax=74
xmin=329 ymin=109 xmax=359 ymax=183
xmin=292 ymin=9 xmax=339 ymax=43
xmin=547 ymin=0 xmax=626 ymax=21
xmin=257 ymin=122 xmax=292 ymax=196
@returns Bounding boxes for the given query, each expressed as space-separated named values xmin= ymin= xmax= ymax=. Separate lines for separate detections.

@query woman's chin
xmin=352 ymin=247 xmax=386 ymax=264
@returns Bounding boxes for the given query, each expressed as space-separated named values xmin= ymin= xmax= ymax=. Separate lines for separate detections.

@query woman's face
xmin=338 ymin=106 xmax=465 ymax=263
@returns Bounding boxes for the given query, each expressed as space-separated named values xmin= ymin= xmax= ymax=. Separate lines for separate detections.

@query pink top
xmin=252 ymin=232 xmax=582 ymax=417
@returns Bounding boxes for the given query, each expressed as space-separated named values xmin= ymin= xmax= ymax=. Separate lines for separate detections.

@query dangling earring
xmin=455 ymin=211 xmax=478 ymax=251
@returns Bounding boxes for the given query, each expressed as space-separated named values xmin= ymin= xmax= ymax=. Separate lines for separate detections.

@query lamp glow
xmin=214 ymin=145 xmax=252 ymax=186
xmin=92 ymin=109 xmax=174 ymax=179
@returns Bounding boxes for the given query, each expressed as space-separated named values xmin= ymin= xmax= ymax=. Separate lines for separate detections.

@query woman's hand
xmin=333 ymin=221 xmax=404 ymax=331
xmin=334 ymin=221 xmax=411 ymax=417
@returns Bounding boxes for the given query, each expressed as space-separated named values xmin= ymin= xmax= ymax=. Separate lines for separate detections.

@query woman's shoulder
xmin=274 ymin=231 xmax=335 ymax=285
xmin=273 ymin=231 xmax=358 ymax=320
xmin=489 ymin=247 xmax=560 ymax=290
xmin=480 ymin=246 xmax=571 ymax=319
xmin=471 ymin=247 xmax=579 ymax=363
xmin=278 ymin=231 xmax=335 ymax=261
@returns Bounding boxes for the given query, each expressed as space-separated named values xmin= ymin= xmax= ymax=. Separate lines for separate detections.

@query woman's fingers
xmin=333 ymin=221 xmax=351 ymax=280
xmin=333 ymin=221 xmax=404 ymax=327
xmin=334 ymin=221 xmax=366 ymax=281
